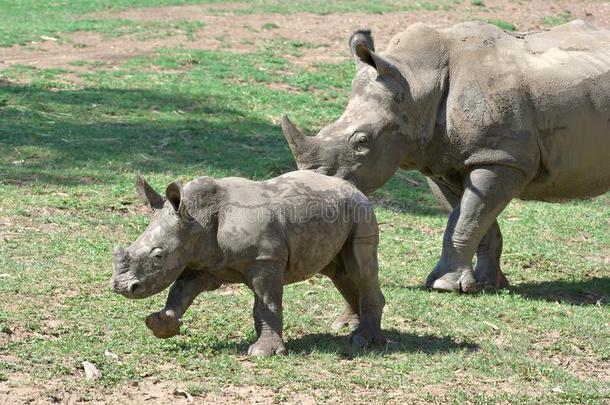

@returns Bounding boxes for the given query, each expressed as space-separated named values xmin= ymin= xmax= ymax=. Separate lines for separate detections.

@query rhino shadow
xmin=510 ymin=277 xmax=609 ymax=306
xmin=0 ymin=80 xmax=295 ymax=183
xmin=0 ymin=80 xmax=442 ymax=217
xmin=369 ymin=171 xmax=446 ymax=217
xmin=206 ymin=329 xmax=479 ymax=357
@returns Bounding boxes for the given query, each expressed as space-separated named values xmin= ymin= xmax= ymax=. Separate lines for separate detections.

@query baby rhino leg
xmin=246 ymin=261 xmax=286 ymax=357
xmin=321 ymin=260 xmax=360 ymax=332
xmin=146 ymin=270 xmax=220 ymax=338
xmin=342 ymin=212 xmax=385 ymax=347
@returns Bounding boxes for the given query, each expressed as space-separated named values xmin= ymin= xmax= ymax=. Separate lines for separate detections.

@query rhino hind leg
xmin=474 ymin=221 xmax=509 ymax=289
xmin=426 ymin=167 xmax=526 ymax=293
xmin=426 ymin=177 xmax=509 ymax=291
xmin=341 ymin=222 xmax=386 ymax=348
xmin=321 ymin=261 xmax=360 ymax=332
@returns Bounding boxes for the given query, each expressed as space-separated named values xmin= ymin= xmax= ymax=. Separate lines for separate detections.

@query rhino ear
xmin=354 ymin=42 xmax=399 ymax=79
xmin=349 ymin=29 xmax=375 ymax=70
xmin=136 ymin=174 xmax=164 ymax=210
xmin=165 ymin=181 xmax=183 ymax=212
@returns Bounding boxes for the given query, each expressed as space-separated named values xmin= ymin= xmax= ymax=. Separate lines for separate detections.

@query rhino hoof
xmin=458 ymin=272 xmax=480 ymax=294
xmin=429 ymin=277 xmax=460 ymax=292
xmin=331 ymin=313 xmax=359 ymax=332
xmin=145 ymin=309 xmax=181 ymax=339
xmin=247 ymin=339 xmax=287 ymax=357
xmin=474 ymin=266 xmax=510 ymax=290
xmin=428 ymin=268 xmax=480 ymax=294
xmin=349 ymin=330 xmax=386 ymax=348
xmin=350 ymin=334 xmax=369 ymax=348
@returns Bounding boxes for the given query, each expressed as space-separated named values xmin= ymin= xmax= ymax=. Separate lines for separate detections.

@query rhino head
xmin=111 ymin=175 xmax=219 ymax=299
xmin=283 ymin=30 xmax=427 ymax=194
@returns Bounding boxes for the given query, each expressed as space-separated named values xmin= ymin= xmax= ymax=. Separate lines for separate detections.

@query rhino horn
xmin=281 ymin=115 xmax=317 ymax=167
xmin=113 ymin=247 xmax=130 ymax=273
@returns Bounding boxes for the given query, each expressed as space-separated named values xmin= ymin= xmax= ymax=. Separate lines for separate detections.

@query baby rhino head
xmin=111 ymin=175 xmax=219 ymax=299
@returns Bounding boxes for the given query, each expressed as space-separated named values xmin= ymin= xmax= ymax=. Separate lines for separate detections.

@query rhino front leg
xmin=145 ymin=270 xmax=220 ymax=339
xmin=246 ymin=262 xmax=287 ymax=356
xmin=427 ymin=177 xmax=509 ymax=289
xmin=426 ymin=166 xmax=526 ymax=293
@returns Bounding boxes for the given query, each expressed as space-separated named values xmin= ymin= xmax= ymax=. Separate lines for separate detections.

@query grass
xmin=1 ymin=1 xmax=609 ymax=403
xmin=540 ymin=11 xmax=573 ymax=27
xmin=0 ymin=0 xmax=465 ymax=47
xmin=483 ymin=19 xmax=517 ymax=31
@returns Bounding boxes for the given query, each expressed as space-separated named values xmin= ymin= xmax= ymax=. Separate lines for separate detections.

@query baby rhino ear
xmin=136 ymin=175 xmax=164 ymax=210
xmin=166 ymin=180 xmax=196 ymax=221
xmin=165 ymin=181 xmax=183 ymax=212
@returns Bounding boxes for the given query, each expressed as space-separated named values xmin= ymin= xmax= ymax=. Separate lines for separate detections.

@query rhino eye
xmin=150 ymin=248 xmax=164 ymax=258
xmin=351 ymin=132 xmax=369 ymax=151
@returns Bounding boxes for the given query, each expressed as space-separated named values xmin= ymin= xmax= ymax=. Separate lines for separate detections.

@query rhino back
xmin=519 ymin=21 xmax=610 ymax=199
xmin=437 ymin=21 xmax=609 ymax=199
xmin=215 ymin=172 xmax=365 ymax=283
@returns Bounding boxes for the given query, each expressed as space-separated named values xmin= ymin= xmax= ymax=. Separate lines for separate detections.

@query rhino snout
xmin=111 ymin=273 xmax=144 ymax=298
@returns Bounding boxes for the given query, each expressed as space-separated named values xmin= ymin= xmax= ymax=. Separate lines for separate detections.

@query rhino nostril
xmin=128 ymin=281 xmax=142 ymax=294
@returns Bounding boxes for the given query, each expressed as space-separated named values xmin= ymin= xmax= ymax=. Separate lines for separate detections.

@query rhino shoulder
xmin=385 ymin=23 xmax=449 ymax=70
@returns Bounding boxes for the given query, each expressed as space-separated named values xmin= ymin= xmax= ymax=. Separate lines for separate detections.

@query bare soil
xmin=0 ymin=0 xmax=608 ymax=71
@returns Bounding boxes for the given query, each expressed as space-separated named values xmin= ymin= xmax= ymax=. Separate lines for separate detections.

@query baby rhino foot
xmin=247 ymin=337 xmax=287 ymax=357
xmin=349 ymin=328 xmax=386 ymax=348
xmin=331 ymin=311 xmax=359 ymax=332
xmin=145 ymin=309 xmax=182 ymax=339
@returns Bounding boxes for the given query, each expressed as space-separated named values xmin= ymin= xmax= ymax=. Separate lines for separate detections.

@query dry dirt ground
xmin=0 ymin=0 xmax=609 ymax=71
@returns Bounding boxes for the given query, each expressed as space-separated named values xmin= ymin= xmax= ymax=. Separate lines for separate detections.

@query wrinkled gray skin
xmin=112 ymin=171 xmax=385 ymax=356
xmin=282 ymin=21 xmax=610 ymax=293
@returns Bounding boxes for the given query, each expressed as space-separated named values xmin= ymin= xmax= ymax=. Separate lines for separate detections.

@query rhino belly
xmin=520 ymin=123 xmax=610 ymax=201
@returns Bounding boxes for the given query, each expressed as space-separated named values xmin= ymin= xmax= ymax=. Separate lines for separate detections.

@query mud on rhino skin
xmin=111 ymin=171 xmax=386 ymax=356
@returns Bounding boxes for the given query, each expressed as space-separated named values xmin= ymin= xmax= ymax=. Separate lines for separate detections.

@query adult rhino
xmin=281 ymin=20 xmax=610 ymax=293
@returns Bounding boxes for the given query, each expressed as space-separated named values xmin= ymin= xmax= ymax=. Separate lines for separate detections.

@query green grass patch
xmin=540 ymin=11 xmax=573 ymax=27
xmin=483 ymin=18 xmax=517 ymax=31
xmin=0 ymin=0 xmax=461 ymax=47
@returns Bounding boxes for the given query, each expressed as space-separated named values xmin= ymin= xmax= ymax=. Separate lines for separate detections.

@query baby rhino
xmin=111 ymin=171 xmax=385 ymax=356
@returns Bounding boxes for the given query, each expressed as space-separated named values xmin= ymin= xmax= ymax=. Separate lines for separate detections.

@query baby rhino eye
xmin=150 ymin=247 xmax=164 ymax=258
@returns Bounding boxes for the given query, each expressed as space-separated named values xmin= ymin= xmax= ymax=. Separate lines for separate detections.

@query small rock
xmin=104 ymin=349 xmax=119 ymax=361
xmin=82 ymin=361 xmax=102 ymax=380
xmin=174 ymin=388 xmax=194 ymax=402
xmin=483 ymin=321 xmax=500 ymax=330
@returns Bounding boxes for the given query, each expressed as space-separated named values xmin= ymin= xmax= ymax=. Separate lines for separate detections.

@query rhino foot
xmin=349 ymin=328 xmax=386 ymax=348
xmin=145 ymin=309 xmax=182 ymax=339
xmin=247 ymin=337 xmax=287 ymax=357
xmin=331 ymin=311 xmax=359 ymax=332
xmin=474 ymin=266 xmax=510 ymax=290
xmin=426 ymin=267 xmax=480 ymax=293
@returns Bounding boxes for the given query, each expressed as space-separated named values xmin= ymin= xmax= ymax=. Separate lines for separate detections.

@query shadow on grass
xmin=510 ymin=277 xmax=609 ymax=306
xmin=0 ymin=80 xmax=443 ymax=217
xmin=204 ymin=329 xmax=479 ymax=357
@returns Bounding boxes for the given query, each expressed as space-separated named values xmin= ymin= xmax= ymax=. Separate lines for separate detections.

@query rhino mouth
xmin=112 ymin=265 xmax=188 ymax=300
